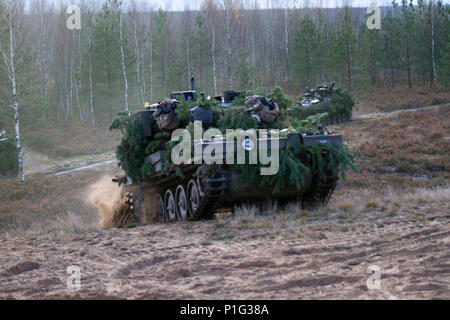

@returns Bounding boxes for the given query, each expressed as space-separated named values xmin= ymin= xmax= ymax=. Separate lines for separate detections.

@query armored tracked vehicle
xmin=293 ymin=81 xmax=355 ymax=125
xmin=110 ymin=83 xmax=354 ymax=227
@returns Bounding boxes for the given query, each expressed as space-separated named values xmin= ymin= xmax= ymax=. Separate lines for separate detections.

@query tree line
xmin=0 ymin=0 xmax=449 ymax=183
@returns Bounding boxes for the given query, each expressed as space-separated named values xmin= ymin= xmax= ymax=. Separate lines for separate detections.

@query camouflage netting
xmin=109 ymin=112 xmax=154 ymax=183
xmin=110 ymin=86 xmax=356 ymax=193
xmin=289 ymin=82 xmax=355 ymax=124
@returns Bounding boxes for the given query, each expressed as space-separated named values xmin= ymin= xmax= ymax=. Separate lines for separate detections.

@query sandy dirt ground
xmin=0 ymin=103 xmax=449 ymax=300
xmin=0 ymin=202 xmax=448 ymax=300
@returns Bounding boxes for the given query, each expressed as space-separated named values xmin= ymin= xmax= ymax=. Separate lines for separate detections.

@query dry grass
xmin=329 ymin=185 xmax=450 ymax=216
xmin=355 ymin=86 xmax=450 ymax=114
xmin=28 ymin=121 xmax=120 ymax=159
xmin=0 ymin=169 xmax=119 ymax=237
xmin=341 ymin=104 xmax=450 ymax=184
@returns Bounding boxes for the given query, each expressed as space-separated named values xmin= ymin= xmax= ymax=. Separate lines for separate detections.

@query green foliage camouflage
xmin=289 ymin=113 xmax=329 ymax=133
xmin=230 ymin=86 xmax=292 ymax=111
xmin=231 ymin=93 xmax=247 ymax=106
xmin=217 ymin=108 xmax=258 ymax=130
xmin=290 ymin=91 xmax=355 ymax=123
xmin=233 ymin=135 xmax=356 ymax=194
xmin=268 ymin=86 xmax=293 ymax=111
xmin=175 ymin=98 xmax=221 ymax=126
xmin=109 ymin=112 xmax=154 ymax=183
xmin=110 ymin=88 xmax=356 ymax=193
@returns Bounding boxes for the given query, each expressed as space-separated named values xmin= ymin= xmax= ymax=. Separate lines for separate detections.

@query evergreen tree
xmin=235 ymin=50 xmax=252 ymax=90
xmin=317 ymin=9 xmax=332 ymax=82
xmin=395 ymin=0 xmax=416 ymax=88
xmin=152 ymin=8 xmax=169 ymax=99
xmin=438 ymin=42 xmax=450 ymax=87
xmin=332 ymin=6 xmax=357 ymax=90
xmin=92 ymin=0 xmax=122 ymax=92
xmin=358 ymin=20 xmax=382 ymax=87
xmin=192 ymin=13 xmax=210 ymax=92
xmin=291 ymin=14 xmax=319 ymax=87
xmin=381 ymin=8 xmax=402 ymax=88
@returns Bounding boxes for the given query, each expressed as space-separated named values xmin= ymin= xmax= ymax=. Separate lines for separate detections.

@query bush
xmin=0 ymin=137 xmax=18 ymax=178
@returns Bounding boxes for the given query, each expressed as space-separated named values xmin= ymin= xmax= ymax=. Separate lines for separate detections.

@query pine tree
xmin=395 ymin=0 xmax=416 ymax=88
xmin=317 ymin=9 xmax=332 ymax=82
xmin=358 ymin=20 xmax=382 ymax=87
xmin=192 ymin=13 xmax=210 ymax=92
xmin=381 ymin=8 xmax=402 ymax=88
xmin=235 ymin=50 xmax=252 ymax=90
xmin=332 ymin=6 xmax=357 ymax=90
xmin=438 ymin=41 xmax=450 ymax=87
xmin=152 ymin=8 xmax=169 ymax=99
xmin=92 ymin=0 xmax=121 ymax=92
xmin=291 ymin=14 xmax=319 ymax=87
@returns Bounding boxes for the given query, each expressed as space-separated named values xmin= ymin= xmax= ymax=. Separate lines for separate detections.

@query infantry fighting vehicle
xmin=294 ymin=81 xmax=355 ymax=125
xmin=110 ymin=82 xmax=351 ymax=228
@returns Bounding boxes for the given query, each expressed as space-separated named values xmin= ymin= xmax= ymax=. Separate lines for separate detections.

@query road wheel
xmin=157 ymin=194 xmax=166 ymax=222
xmin=187 ymin=179 xmax=201 ymax=219
xmin=175 ymin=185 xmax=188 ymax=221
xmin=164 ymin=189 xmax=177 ymax=222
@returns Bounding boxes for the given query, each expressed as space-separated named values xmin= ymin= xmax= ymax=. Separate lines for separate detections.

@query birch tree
xmin=31 ymin=0 xmax=51 ymax=105
xmin=202 ymin=0 xmax=219 ymax=96
xmin=0 ymin=0 xmax=27 ymax=184
xmin=130 ymin=0 xmax=145 ymax=104
xmin=118 ymin=1 xmax=129 ymax=111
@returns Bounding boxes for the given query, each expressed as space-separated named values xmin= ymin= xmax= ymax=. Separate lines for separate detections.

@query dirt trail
xmin=353 ymin=104 xmax=442 ymax=120
xmin=23 ymin=149 xmax=117 ymax=176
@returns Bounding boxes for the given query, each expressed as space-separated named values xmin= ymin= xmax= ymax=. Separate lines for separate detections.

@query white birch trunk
xmin=69 ymin=52 xmax=74 ymax=117
xmin=252 ymin=32 xmax=256 ymax=90
xmin=133 ymin=17 xmax=144 ymax=104
xmin=187 ymin=37 xmax=191 ymax=88
xmin=211 ymin=23 xmax=217 ymax=96
xmin=38 ymin=5 xmax=49 ymax=104
xmin=0 ymin=1 xmax=25 ymax=184
xmin=226 ymin=8 xmax=233 ymax=89
xmin=142 ymin=46 xmax=146 ymax=97
xmin=148 ymin=11 xmax=153 ymax=102
xmin=74 ymin=73 xmax=83 ymax=122
xmin=285 ymin=8 xmax=290 ymax=86
xmin=119 ymin=10 xmax=129 ymax=112
xmin=431 ymin=7 xmax=438 ymax=87
xmin=150 ymin=37 xmax=153 ymax=102
xmin=88 ymin=29 xmax=95 ymax=128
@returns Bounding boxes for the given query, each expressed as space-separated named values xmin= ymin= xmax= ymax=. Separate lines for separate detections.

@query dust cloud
xmin=87 ymin=176 xmax=122 ymax=228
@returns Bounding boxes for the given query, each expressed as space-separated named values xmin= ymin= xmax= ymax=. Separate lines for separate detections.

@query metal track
xmin=193 ymin=167 xmax=228 ymax=219
xmin=301 ymin=176 xmax=339 ymax=209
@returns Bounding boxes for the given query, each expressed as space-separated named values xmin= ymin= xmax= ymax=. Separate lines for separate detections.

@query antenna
xmin=191 ymin=77 xmax=195 ymax=91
